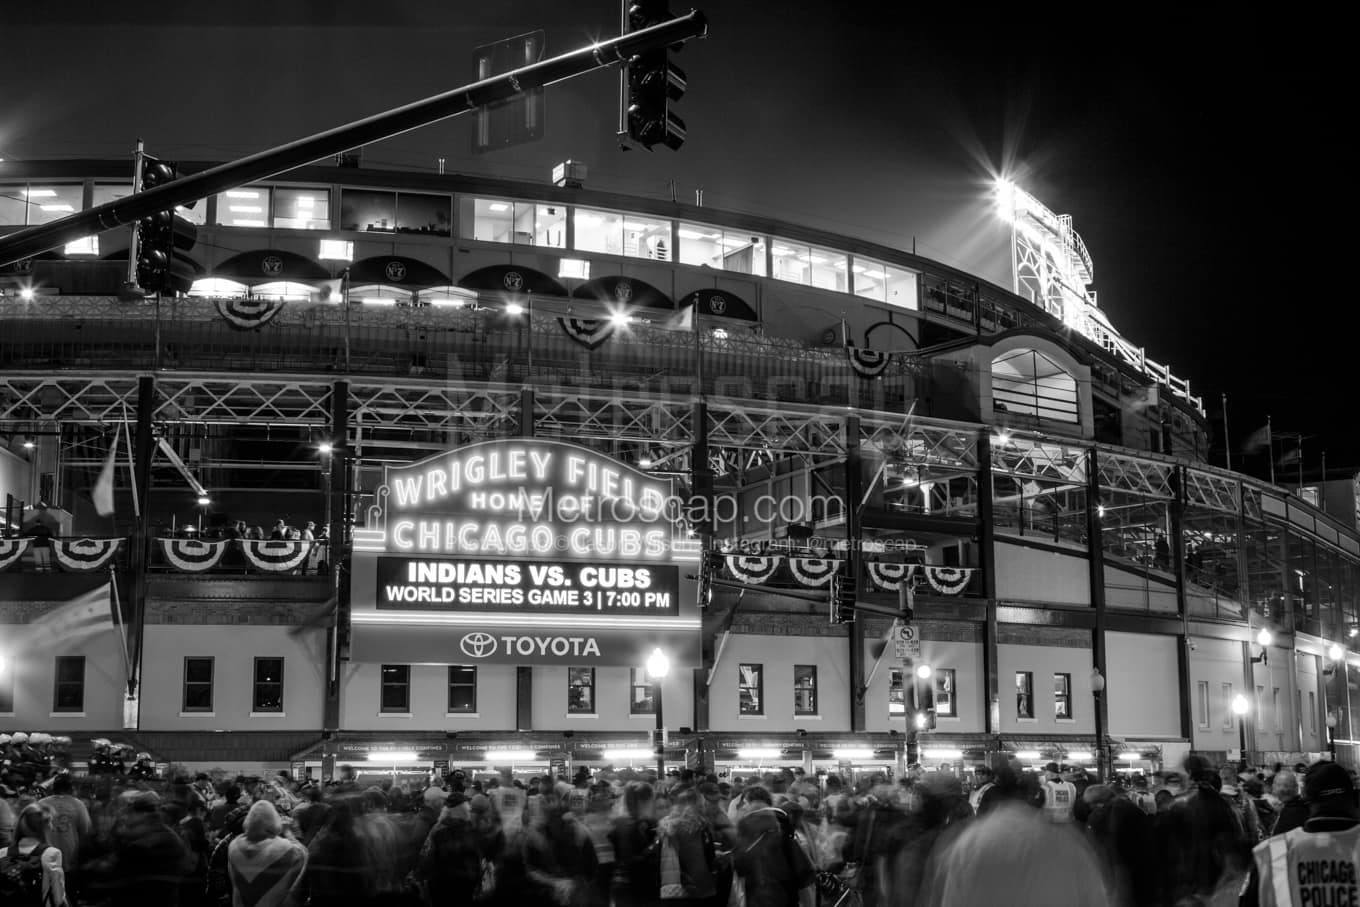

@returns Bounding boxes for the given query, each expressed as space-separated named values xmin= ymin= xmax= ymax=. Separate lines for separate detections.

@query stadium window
xmin=1221 ymin=682 xmax=1234 ymax=730
xmin=0 ymin=183 xmax=29 ymax=225
xmin=1309 ymin=690 xmax=1317 ymax=736
xmin=94 ymin=183 xmax=205 ymax=225
xmin=182 ymin=657 xmax=214 ymax=713
xmin=853 ymin=256 xmax=918 ymax=309
xmin=272 ymin=187 xmax=331 ymax=230
xmin=5 ymin=184 xmax=83 ymax=227
xmin=991 ymin=348 xmax=1079 ymax=423
xmin=771 ymin=237 xmax=810 ymax=284
xmin=575 ymin=207 xmax=671 ymax=261
xmin=216 ymin=186 xmax=273 ymax=228
xmin=253 ymin=658 xmax=285 ymax=713
xmin=739 ymin=663 xmax=764 ymax=715
xmin=889 ymin=668 xmax=906 ymax=715
xmin=395 ymin=191 xmax=451 ymax=236
xmin=448 ymin=665 xmax=477 ymax=714
xmin=1016 ymin=671 xmax=1034 ymax=719
xmin=809 ymin=247 xmax=848 ymax=292
xmin=794 ymin=665 xmax=818 ymax=715
xmin=341 ymin=188 xmax=397 ymax=232
xmin=380 ymin=664 xmax=410 ymax=713
xmin=1197 ymin=681 xmax=1211 ymax=730
xmin=459 ymin=197 xmax=566 ymax=247
xmin=678 ymin=222 xmax=766 ymax=276
xmin=934 ymin=668 xmax=956 ymax=718
xmin=629 ymin=668 xmax=656 ymax=715
xmin=53 ymin=656 xmax=85 ymax=713
xmin=568 ymin=667 xmax=596 ymax=714
xmin=1054 ymin=672 xmax=1072 ymax=720
xmin=0 ymin=654 xmax=14 ymax=713
xmin=1275 ymin=687 xmax=1283 ymax=733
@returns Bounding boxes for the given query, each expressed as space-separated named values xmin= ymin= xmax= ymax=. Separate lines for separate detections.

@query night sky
xmin=1 ymin=3 xmax=1350 ymax=475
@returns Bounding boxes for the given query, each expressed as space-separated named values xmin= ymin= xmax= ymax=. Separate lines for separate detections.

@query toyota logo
xmin=460 ymin=632 xmax=498 ymax=658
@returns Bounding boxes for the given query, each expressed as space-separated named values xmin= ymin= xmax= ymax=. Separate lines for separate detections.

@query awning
xmin=572 ymin=274 xmax=671 ymax=310
xmin=212 ymin=249 xmax=331 ymax=285
xmin=680 ymin=288 xmax=758 ymax=322
xmin=458 ymin=264 xmax=567 ymax=297
xmin=349 ymin=255 xmax=449 ymax=288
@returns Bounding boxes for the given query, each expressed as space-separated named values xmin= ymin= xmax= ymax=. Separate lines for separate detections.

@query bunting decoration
xmin=866 ymin=562 xmax=916 ymax=591
xmin=51 ymin=538 xmax=123 ymax=573
xmin=240 ymin=539 xmax=311 ymax=573
xmin=0 ymin=538 xmax=31 ymax=571
xmin=158 ymin=538 xmax=229 ymax=573
xmin=922 ymin=566 xmax=974 ymax=595
xmin=724 ymin=555 xmax=780 ymax=585
xmin=214 ymin=297 xmax=287 ymax=330
xmin=786 ymin=557 xmax=842 ymax=588
xmin=557 ymin=317 xmax=615 ymax=350
xmin=847 ymin=345 xmax=891 ymax=379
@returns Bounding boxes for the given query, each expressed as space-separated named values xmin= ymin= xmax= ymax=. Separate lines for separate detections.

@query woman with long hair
xmin=2 ymin=803 xmax=68 ymax=907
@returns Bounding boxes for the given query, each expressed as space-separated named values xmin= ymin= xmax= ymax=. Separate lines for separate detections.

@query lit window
xmin=448 ymin=665 xmax=476 ymax=714
xmin=809 ymin=246 xmax=848 ymax=292
xmin=254 ymin=658 xmax=284 ymax=713
xmin=1054 ymin=672 xmax=1072 ymax=720
xmin=216 ymin=186 xmax=272 ymax=227
xmin=341 ymin=189 xmax=395 ymax=232
xmin=992 ymin=348 xmax=1079 ymax=423
xmin=0 ymin=654 xmax=15 ymax=713
xmin=1197 ymin=680 xmax=1211 ymax=730
xmin=629 ymin=668 xmax=656 ymax=714
xmin=9 ymin=185 xmax=84 ymax=227
xmin=273 ymin=187 xmax=331 ymax=230
xmin=678 ymin=221 xmax=767 ymax=276
xmin=853 ymin=257 xmax=918 ymax=309
xmin=794 ymin=665 xmax=818 ymax=715
xmin=771 ymin=237 xmax=810 ymax=284
xmin=934 ymin=668 xmax=956 ymax=718
xmin=64 ymin=236 xmax=99 ymax=256
xmin=1221 ymin=682 xmax=1234 ymax=730
xmin=396 ymin=192 xmax=451 ymax=236
xmin=93 ymin=183 xmax=205 ymax=225
xmin=318 ymin=239 xmax=354 ymax=262
xmin=380 ymin=664 xmax=410 ymax=713
xmin=569 ymin=667 xmax=596 ymax=714
xmin=182 ymin=657 xmax=214 ymax=712
xmin=1016 ymin=671 xmax=1034 ymax=719
xmin=575 ymin=207 xmax=671 ymax=261
xmin=739 ymin=663 xmax=764 ymax=715
xmin=889 ymin=668 xmax=906 ymax=715
xmin=459 ymin=198 xmax=566 ymax=247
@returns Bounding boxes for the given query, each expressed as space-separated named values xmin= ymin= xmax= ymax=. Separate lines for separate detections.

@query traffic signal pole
xmin=0 ymin=10 xmax=708 ymax=268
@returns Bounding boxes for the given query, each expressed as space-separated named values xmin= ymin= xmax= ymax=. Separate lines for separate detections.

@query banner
xmin=866 ymin=561 xmax=916 ymax=591
xmin=158 ymin=538 xmax=229 ymax=573
xmin=785 ymin=557 xmax=841 ymax=588
xmin=724 ymin=555 xmax=780 ymax=585
xmin=0 ymin=537 xmax=31 ymax=571
xmin=241 ymin=539 xmax=311 ymax=573
xmin=214 ymin=297 xmax=287 ymax=330
xmin=847 ymin=345 xmax=890 ymax=379
xmin=922 ymin=565 xmax=974 ymax=595
xmin=557 ymin=317 xmax=614 ymax=350
xmin=51 ymin=538 xmax=123 ymax=573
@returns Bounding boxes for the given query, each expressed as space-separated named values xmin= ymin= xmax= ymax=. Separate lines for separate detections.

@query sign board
xmin=894 ymin=624 xmax=921 ymax=660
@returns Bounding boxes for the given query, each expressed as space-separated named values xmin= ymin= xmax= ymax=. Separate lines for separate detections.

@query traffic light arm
xmin=0 ymin=10 xmax=709 ymax=268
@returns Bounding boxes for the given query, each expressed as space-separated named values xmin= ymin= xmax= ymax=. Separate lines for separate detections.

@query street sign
xmin=894 ymin=623 xmax=921 ymax=659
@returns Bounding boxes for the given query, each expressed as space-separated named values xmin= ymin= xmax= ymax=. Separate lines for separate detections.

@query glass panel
xmin=254 ymin=658 xmax=284 ymax=712
xmin=533 ymin=203 xmax=566 ymax=248
xmin=853 ymin=258 xmax=887 ymax=301
xmin=575 ymin=207 xmax=671 ymax=260
xmin=992 ymin=349 xmax=1079 ymax=422
xmin=884 ymin=265 xmax=918 ymax=309
xmin=342 ymin=189 xmax=397 ymax=232
xmin=1197 ymin=681 xmax=1210 ymax=728
xmin=216 ymin=186 xmax=272 ymax=227
xmin=461 ymin=197 xmax=514 ymax=243
xmin=185 ymin=658 xmax=213 ymax=683
xmin=448 ymin=665 xmax=476 ymax=713
xmin=771 ymin=237 xmax=810 ymax=284
xmin=1054 ymin=673 xmax=1071 ymax=719
xmin=54 ymin=657 xmax=84 ymax=711
xmin=623 ymin=213 xmax=671 ymax=260
xmin=273 ymin=187 xmax=331 ymax=230
xmin=808 ymin=246 xmax=848 ymax=292
xmin=738 ymin=663 xmax=763 ymax=714
xmin=935 ymin=669 xmax=956 ymax=717
xmin=630 ymin=668 xmax=656 ymax=714
xmin=396 ymin=192 xmax=451 ymax=236
xmin=889 ymin=668 xmax=905 ymax=715
xmin=1016 ymin=671 xmax=1033 ymax=718
xmin=574 ymin=207 xmax=624 ymax=255
xmin=794 ymin=665 xmax=817 ymax=715
xmin=0 ymin=656 xmax=12 ymax=712
xmin=0 ymin=184 xmax=28 ymax=225
xmin=1221 ymin=682 xmax=1234 ymax=729
xmin=380 ymin=664 xmax=409 ymax=711
xmin=679 ymin=223 xmax=723 ymax=267
xmin=183 ymin=658 xmax=213 ymax=711
xmin=94 ymin=183 xmax=205 ymax=225
xmin=23 ymin=184 xmax=85 ymax=226
xmin=568 ymin=667 xmax=595 ymax=713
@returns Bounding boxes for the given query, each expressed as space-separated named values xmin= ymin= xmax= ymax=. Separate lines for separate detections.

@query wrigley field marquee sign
xmin=349 ymin=439 xmax=700 ymax=667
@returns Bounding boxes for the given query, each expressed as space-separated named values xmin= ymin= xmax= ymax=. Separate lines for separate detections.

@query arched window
xmin=992 ymin=348 xmax=1078 ymax=423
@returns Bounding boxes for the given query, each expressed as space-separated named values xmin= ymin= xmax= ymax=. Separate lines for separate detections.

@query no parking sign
xmin=894 ymin=624 xmax=921 ymax=659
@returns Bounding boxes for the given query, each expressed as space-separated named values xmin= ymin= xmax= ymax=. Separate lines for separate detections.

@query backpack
xmin=0 ymin=843 xmax=50 ymax=906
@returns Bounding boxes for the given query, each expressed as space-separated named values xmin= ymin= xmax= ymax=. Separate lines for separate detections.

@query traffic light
xmin=912 ymin=708 xmax=937 ymax=731
xmin=830 ymin=573 xmax=856 ymax=624
xmin=621 ymin=0 xmax=688 ymax=151
xmin=136 ymin=157 xmax=197 ymax=295
xmin=912 ymin=664 xmax=936 ymax=731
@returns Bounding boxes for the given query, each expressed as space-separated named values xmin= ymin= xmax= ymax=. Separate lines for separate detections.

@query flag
xmin=1278 ymin=447 xmax=1301 ymax=467
xmin=658 ymin=304 xmax=694 ymax=332
xmin=29 ymin=583 xmax=118 ymax=651
xmin=318 ymin=278 xmax=345 ymax=303
xmin=1241 ymin=423 xmax=1272 ymax=455
xmin=93 ymin=424 xmax=120 ymax=517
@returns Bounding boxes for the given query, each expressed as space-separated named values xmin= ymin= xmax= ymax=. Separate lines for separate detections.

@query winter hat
xmin=1043 ymin=762 xmax=1060 ymax=774
xmin=1305 ymin=762 xmax=1355 ymax=804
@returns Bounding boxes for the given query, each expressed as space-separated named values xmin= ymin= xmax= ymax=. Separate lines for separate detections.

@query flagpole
xmin=122 ymin=406 xmax=140 ymax=519
xmin=1221 ymin=393 xmax=1232 ymax=472
xmin=1267 ymin=415 xmax=1275 ymax=486
xmin=107 ymin=565 xmax=133 ymax=684
xmin=342 ymin=267 xmax=351 ymax=373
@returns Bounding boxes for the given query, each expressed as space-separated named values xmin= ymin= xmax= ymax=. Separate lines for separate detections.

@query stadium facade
xmin=1 ymin=158 xmax=1356 ymax=782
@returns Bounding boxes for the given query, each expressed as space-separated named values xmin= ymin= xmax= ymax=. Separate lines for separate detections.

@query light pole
xmin=1232 ymin=694 xmax=1250 ymax=770
xmin=647 ymin=647 xmax=670 ymax=779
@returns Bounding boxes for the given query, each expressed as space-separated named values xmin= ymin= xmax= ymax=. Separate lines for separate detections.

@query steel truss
xmin=1097 ymin=451 xmax=1174 ymax=499
xmin=1183 ymin=468 xmax=1240 ymax=515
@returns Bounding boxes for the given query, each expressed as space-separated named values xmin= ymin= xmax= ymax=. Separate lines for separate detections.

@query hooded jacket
xmin=227 ymin=833 xmax=307 ymax=907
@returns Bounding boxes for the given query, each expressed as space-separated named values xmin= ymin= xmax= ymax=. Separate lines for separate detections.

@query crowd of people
xmin=1 ymin=753 xmax=1358 ymax=906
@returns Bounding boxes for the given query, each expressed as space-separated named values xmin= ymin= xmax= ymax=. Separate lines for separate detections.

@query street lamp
xmin=1232 ymin=693 xmax=1250 ymax=770
xmin=646 ymin=647 xmax=670 ymax=778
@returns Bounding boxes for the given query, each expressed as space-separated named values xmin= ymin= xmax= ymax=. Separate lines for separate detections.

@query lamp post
xmin=1232 ymin=693 xmax=1250 ymax=770
xmin=1091 ymin=667 xmax=1107 ymax=781
xmin=646 ymin=647 xmax=670 ymax=779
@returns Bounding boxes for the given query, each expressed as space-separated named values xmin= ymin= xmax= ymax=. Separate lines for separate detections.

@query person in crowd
xmin=733 ymin=786 xmax=811 ymax=907
xmin=36 ymin=772 xmax=90 ymax=896
xmin=1039 ymin=761 xmax=1078 ymax=823
xmin=1152 ymin=774 xmax=1251 ymax=905
xmin=1270 ymin=768 xmax=1310 ymax=836
xmin=1085 ymin=788 xmax=1157 ymax=907
xmin=94 ymin=790 xmax=192 ymax=907
xmin=609 ymin=780 xmax=661 ymax=907
xmin=881 ymin=772 xmax=969 ymax=905
xmin=417 ymin=791 xmax=485 ymax=905
xmin=226 ymin=800 xmax=306 ymax=907
xmin=0 ymin=803 xmax=67 ymax=907
xmin=1243 ymin=761 xmax=1360 ymax=906
xmin=269 ymin=520 xmax=288 ymax=540
xmin=522 ymin=788 xmax=601 ymax=906
xmin=1219 ymin=762 xmax=1263 ymax=844
xmin=303 ymin=797 xmax=373 ymax=907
